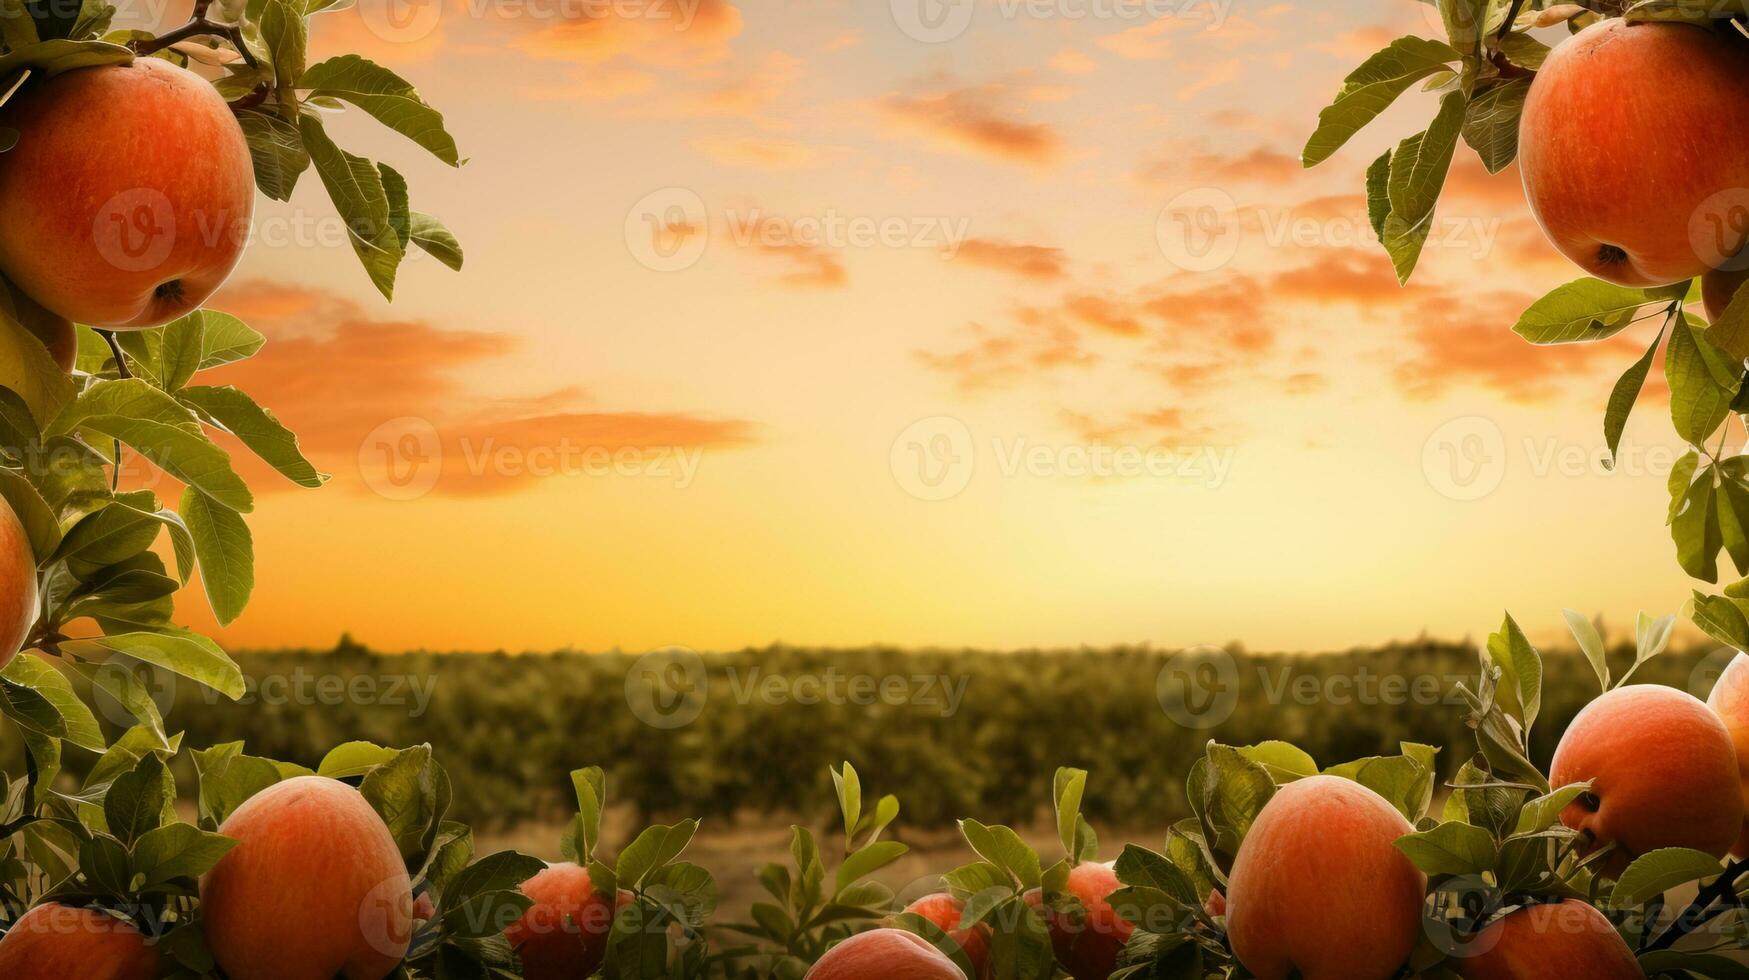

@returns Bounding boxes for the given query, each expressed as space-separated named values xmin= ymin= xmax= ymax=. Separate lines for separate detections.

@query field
xmin=28 ymin=633 xmax=1717 ymax=836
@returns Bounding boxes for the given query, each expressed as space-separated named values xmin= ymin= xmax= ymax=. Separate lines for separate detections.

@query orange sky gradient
xmin=121 ymin=0 xmax=1705 ymax=654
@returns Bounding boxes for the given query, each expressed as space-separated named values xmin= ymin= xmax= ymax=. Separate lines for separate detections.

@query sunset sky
xmin=129 ymin=0 xmax=1699 ymax=654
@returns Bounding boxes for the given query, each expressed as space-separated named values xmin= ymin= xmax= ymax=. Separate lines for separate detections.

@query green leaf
xmin=1485 ymin=613 xmax=1542 ymax=731
xmin=1675 ymin=465 xmax=1725 ymax=582
xmin=179 ymin=488 xmax=253 ymax=626
xmin=85 ymin=416 xmax=253 ymax=513
xmin=359 ymin=745 xmax=441 ymax=864
xmin=259 ymin=0 xmax=306 ymax=91
xmin=299 ymin=55 xmax=460 ymax=166
xmin=1512 ymin=278 xmax=1655 ymax=344
xmin=1668 ymin=314 xmax=1740 ymax=445
xmin=1610 ymin=848 xmax=1724 ymax=908
xmin=0 ymin=39 xmax=132 ymax=80
xmin=410 ymin=212 xmax=463 ymax=271
xmin=617 ymin=819 xmax=699 ymax=889
xmin=178 ymin=385 xmax=325 ymax=488
xmin=1496 ymin=31 xmax=1550 ymax=69
xmin=1692 ymin=589 xmax=1749 ymax=649
xmin=832 ymin=762 xmax=861 ymax=844
xmin=158 ymin=311 xmax=204 ymax=393
xmin=299 ymin=115 xmax=404 ymax=300
xmin=68 ymin=630 xmax=244 ymax=700
xmin=1561 ymin=609 xmax=1609 ymax=691
xmin=1301 ymin=36 xmax=1460 ymax=167
xmin=52 ymin=502 xmax=161 ymax=579
xmin=1460 ymin=78 xmax=1529 ymax=174
xmin=194 ymin=311 xmax=266 ymax=369
xmin=1380 ymin=91 xmax=1466 ymax=284
xmin=0 ymin=466 xmax=60 ymax=559
xmin=1053 ymin=767 xmax=1087 ymax=860
xmin=1603 ymin=321 xmax=1665 ymax=467
xmin=0 ymin=303 xmax=74 ymax=425
xmin=835 ymin=840 xmax=907 ymax=894
xmin=236 ymin=109 xmax=309 ymax=202
xmin=1 ymin=656 xmax=102 ymax=751
xmin=103 ymin=751 xmax=171 ymax=844
xmin=49 ymin=377 xmax=200 ymax=436
xmin=132 ymin=822 xmax=238 ymax=887
xmin=1236 ymin=741 xmax=1318 ymax=782
xmin=1514 ymin=783 xmax=1592 ymax=834
xmin=1394 ymin=821 xmax=1496 ymax=876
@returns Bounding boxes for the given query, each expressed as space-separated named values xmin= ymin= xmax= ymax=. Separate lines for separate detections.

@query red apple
xmin=805 ymin=928 xmax=965 ymax=980
xmin=504 ymin=863 xmax=631 ymax=980
xmin=1024 ymin=861 xmax=1135 ymax=980
xmin=200 ymin=776 xmax=413 ymax=980
xmin=0 ymin=496 xmax=37 ymax=670
xmin=0 ymin=57 xmax=254 ymax=328
xmin=1455 ymin=900 xmax=1640 ymax=979
xmin=1704 ymin=265 xmax=1749 ymax=322
xmin=0 ymin=902 xmax=159 ymax=979
xmin=1550 ymin=684 xmax=1742 ymax=878
xmin=1226 ymin=775 xmax=1426 ymax=980
xmin=1519 ymin=19 xmax=1749 ymax=286
xmin=903 ymin=893 xmax=990 ymax=979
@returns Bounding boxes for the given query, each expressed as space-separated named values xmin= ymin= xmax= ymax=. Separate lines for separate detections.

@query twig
xmin=1645 ymin=857 xmax=1749 ymax=951
xmin=128 ymin=0 xmax=260 ymax=72
xmin=98 ymin=330 xmax=130 ymax=491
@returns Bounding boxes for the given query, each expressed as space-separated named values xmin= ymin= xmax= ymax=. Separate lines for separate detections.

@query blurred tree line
xmin=6 ymin=634 xmax=1728 ymax=831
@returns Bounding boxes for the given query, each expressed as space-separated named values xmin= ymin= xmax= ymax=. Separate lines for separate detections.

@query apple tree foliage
xmin=1304 ymin=0 xmax=1749 ymax=656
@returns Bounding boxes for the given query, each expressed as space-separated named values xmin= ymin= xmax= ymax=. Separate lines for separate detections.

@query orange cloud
xmin=513 ymin=0 xmax=743 ymax=65
xmin=202 ymin=281 xmax=756 ymax=496
xmin=953 ymin=239 xmax=1069 ymax=280
xmin=882 ymin=79 xmax=1062 ymax=167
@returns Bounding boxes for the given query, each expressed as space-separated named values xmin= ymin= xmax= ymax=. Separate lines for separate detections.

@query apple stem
xmin=128 ymin=0 xmax=261 ymax=73
xmin=1643 ymin=856 xmax=1749 ymax=951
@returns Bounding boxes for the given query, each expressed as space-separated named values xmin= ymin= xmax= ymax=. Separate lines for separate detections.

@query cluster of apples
xmin=0 ymin=54 xmax=256 ymax=367
xmin=0 ymin=776 xmax=632 ymax=978
xmin=806 ymin=667 xmax=1749 ymax=980
xmin=1521 ymin=18 xmax=1749 ymax=314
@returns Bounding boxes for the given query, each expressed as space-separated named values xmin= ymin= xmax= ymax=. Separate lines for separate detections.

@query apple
xmin=504 ymin=863 xmax=631 ymax=980
xmin=1455 ymin=900 xmax=1640 ymax=979
xmin=0 ymin=57 xmax=254 ymax=329
xmin=1519 ymin=19 xmax=1749 ymax=286
xmin=1703 ymin=265 xmax=1749 ymax=322
xmin=1023 ymin=861 xmax=1135 ymax=980
xmin=0 ymin=496 xmax=38 ymax=670
xmin=903 ymin=893 xmax=990 ymax=979
xmin=1550 ymin=684 xmax=1742 ymax=878
xmin=1226 ymin=774 xmax=1426 ymax=980
xmin=200 ymin=776 xmax=413 ymax=980
xmin=0 ymin=902 xmax=159 ymax=979
xmin=1707 ymin=652 xmax=1749 ymax=857
xmin=804 ymin=928 xmax=966 ymax=980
